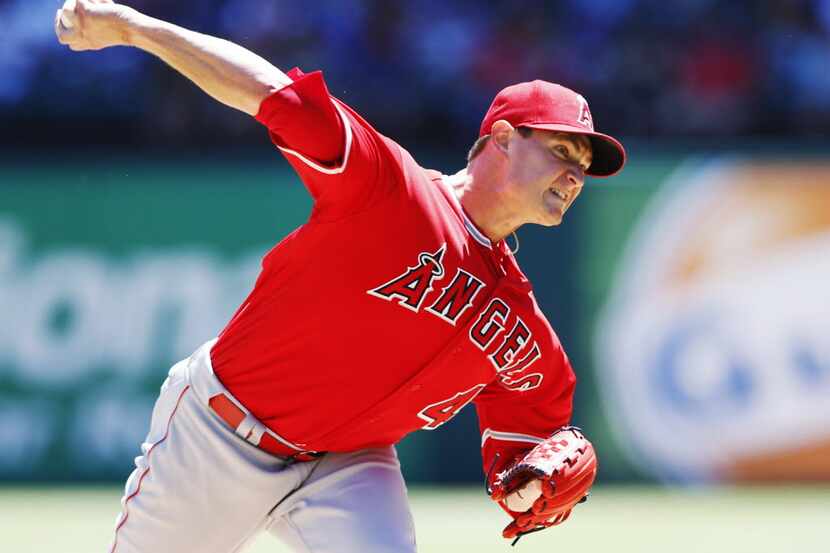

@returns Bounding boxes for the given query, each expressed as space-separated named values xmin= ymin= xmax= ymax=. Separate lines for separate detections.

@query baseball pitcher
xmin=55 ymin=1 xmax=626 ymax=551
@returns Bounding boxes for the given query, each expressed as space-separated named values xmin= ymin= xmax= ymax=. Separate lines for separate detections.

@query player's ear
xmin=490 ymin=120 xmax=514 ymax=156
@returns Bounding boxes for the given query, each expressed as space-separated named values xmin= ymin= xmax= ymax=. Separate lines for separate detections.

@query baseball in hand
xmin=504 ymin=479 xmax=542 ymax=512
xmin=60 ymin=0 xmax=77 ymax=29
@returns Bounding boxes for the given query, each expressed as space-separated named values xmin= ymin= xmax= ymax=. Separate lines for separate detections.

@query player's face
xmin=506 ymin=129 xmax=592 ymax=226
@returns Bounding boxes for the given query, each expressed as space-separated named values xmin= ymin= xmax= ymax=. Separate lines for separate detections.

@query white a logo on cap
xmin=577 ymin=95 xmax=593 ymax=130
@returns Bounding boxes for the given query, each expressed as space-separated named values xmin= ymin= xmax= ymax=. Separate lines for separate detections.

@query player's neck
xmin=452 ymin=168 xmax=524 ymax=244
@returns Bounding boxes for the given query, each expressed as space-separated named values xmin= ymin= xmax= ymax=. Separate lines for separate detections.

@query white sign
xmin=596 ymin=160 xmax=830 ymax=482
xmin=0 ymin=217 xmax=263 ymax=473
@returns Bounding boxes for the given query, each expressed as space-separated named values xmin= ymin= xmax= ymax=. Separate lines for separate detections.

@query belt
xmin=208 ymin=393 xmax=324 ymax=463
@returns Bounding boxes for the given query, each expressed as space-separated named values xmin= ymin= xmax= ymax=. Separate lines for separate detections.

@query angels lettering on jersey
xmin=367 ymin=243 xmax=543 ymax=393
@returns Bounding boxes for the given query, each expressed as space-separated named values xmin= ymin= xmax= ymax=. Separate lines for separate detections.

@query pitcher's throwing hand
xmin=56 ymin=0 xmax=134 ymax=52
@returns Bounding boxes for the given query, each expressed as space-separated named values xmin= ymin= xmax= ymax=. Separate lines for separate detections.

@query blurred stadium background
xmin=2 ymin=0 xmax=829 ymax=551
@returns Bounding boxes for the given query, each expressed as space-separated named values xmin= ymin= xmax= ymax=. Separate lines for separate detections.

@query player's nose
xmin=565 ymin=168 xmax=584 ymax=189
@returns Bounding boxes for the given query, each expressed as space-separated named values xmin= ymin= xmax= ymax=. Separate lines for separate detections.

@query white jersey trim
xmin=464 ymin=219 xmax=493 ymax=250
xmin=481 ymin=428 xmax=546 ymax=448
xmin=439 ymin=174 xmax=493 ymax=249
xmin=276 ymin=100 xmax=353 ymax=175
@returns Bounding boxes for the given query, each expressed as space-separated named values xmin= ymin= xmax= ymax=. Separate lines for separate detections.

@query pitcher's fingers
xmin=55 ymin=10 xmax=72 ymax=43
xmin=73 ymin=0 xmax=93 ymax=28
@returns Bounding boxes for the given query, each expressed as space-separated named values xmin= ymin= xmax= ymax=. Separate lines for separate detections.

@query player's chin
xmin=537 ymin=210 xmax=565 ymax=227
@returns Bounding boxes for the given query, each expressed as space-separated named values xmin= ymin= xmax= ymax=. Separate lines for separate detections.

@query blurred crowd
xmin=2 ymin=0 xmax=829 ymax=150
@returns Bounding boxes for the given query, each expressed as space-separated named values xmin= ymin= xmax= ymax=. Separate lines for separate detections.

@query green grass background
xmin=2 ymin=485 xmax=827 ymax=552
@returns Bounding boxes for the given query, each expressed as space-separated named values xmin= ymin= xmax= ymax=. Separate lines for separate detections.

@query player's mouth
xmin=545 ymin=187 xmax=568 ymax=205
xmin=542 ymin=187 xmax=569 ymax=217
xmin=549 ymin=188 xmax=568 ymax=202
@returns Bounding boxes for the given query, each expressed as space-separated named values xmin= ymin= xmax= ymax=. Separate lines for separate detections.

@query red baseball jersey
xmin=210 ymin=68 xmax=576 ymax=479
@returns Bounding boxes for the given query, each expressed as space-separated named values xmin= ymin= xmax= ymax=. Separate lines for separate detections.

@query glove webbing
xmin=510 ymin=494 xmax=589 ymax=546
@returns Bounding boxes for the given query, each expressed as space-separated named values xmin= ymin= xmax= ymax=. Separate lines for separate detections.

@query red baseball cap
xmin=479 ymin=80 xmax=626 ymax=177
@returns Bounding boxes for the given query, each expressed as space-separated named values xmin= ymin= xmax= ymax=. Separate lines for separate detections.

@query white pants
xmin=110 ymin=341 xmax=417 ymax=553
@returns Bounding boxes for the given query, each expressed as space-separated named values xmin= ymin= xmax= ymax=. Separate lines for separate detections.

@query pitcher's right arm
xmin=55 ymin=0 xmax=290 ymax=115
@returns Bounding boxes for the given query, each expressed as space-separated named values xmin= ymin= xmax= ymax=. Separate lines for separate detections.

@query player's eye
xmin=553 ymin=145 xmax=569 ymax=158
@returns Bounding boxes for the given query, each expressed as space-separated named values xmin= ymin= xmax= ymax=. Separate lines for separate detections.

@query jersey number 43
xmin=416 ymin=384 xmax=486 ymax=430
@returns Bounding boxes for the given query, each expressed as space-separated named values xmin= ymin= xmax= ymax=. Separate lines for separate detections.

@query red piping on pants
xmin=109 ymin=385 xmax=191 ymax=553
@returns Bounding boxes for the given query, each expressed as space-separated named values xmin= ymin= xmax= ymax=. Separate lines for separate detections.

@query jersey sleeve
xmin=474 ymin=345 xmax=576 ymax=488
xmin=255 ymin=68 xmax=399 ymax=218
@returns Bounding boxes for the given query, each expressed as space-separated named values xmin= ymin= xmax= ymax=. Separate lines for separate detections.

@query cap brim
xmin=522 ymin=123 xmax=626 ymax=178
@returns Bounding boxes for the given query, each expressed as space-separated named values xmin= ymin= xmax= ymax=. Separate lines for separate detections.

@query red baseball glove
xmin=489 ymin=427 xmax=597 ymax=544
